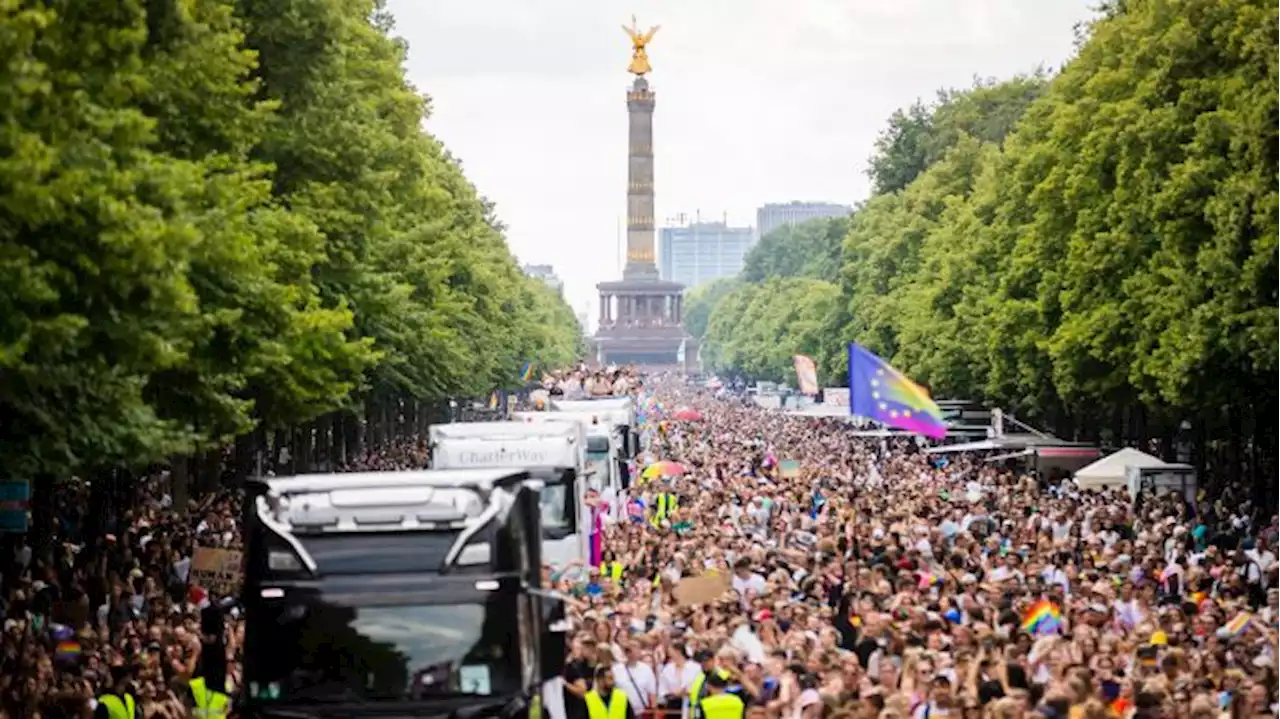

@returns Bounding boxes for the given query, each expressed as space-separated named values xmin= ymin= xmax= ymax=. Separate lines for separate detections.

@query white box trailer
xmin=429 ymin=422 xmax=589 ymax=568
xmin=548 ymin=398 xmax=638 ymax=459
xmin=512 ymin=413 xmax=620 ymax=490
xmin=511 ymin=412 xmax=626 ymax=527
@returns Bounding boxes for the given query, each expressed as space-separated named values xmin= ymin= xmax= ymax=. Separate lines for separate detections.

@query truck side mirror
xmin=540 ymin=597 xmax=569 ymax=682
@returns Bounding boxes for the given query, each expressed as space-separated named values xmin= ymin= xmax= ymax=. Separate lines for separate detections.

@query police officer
xmin=584 ymin=666 xmax=634 ymax=719
xmin=94 ymin=665 xmax=141 ymax=719
xmin=698 ymin=673 xmax=745 ymax=719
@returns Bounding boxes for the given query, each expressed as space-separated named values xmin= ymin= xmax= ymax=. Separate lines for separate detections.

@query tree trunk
xmin=365 ymin=400 xmax=379 ymax=452
xmin=316 ymin=414 xmax=333 ymax=472
xmin=170 ymin=454 xmax=190 ymax=515
xmin=348 ymin=409 xmax=364 ymax=463
xmin=28 ymin=474 xmax=57 ymax=558
xmin=294 ymin=424 xmax=311 ymax=474
xmin=330 ymin=412 xmax=345 ymax=469
xmin=198 ymin=449 xmax=222 ymax=494
xmin=380 ymin=400 xmax=393 ymax=448
xmin=234 ymin=432 xmax=255 ymax=485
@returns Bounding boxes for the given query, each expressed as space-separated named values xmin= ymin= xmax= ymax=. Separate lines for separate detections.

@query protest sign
xmin=673 ymin=573 xmax=731 ymax=607
xmin=191 ymin=547 xmax=243 ymax=597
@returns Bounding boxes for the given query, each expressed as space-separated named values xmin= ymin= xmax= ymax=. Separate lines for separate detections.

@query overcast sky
xmin=385 ymin=0 xmax=1095 ymax=319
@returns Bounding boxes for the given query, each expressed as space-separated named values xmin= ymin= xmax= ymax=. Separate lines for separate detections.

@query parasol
xmin=642 ymin=460 xmax=685 ymax=479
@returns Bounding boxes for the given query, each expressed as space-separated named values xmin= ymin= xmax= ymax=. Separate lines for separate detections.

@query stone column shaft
xmin=624 ymin=78 xmax=658 ymax=279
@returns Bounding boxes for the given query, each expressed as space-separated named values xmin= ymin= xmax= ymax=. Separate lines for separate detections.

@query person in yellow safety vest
xmin=584 ymin=666 xmax=635 ymax=719
xmin=649 ymin=490 xmax=678 ymax=528
xmin=698 ymin=673 xmax=745 ymax=719
xmin=599 ymin=550 xmax=625 ymax=583
xmin=186 ymin=636 xmax=232 ymax=718
xmin=688 ymin=649 xmax=733 ymax=719
xmin=94 ymin=665 xmax=142 ymax=719
xmin=188 ymin=676 xmax=231 ymax=718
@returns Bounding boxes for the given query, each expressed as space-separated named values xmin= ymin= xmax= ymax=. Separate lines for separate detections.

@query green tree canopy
xmin=701 ymin=278 xmax=840 ymax=383
xmin=843 ymin=0 xmax=1276 ymax=440
xmin=866 ymin=73 xmax=1049 ymax=195
xmin=698 ymin=0 xmax=1277 ymax=468
xmin=682 ymin=278 xmax=740 ymax=340
xmin=0 ymin=0 xmax=582 ymax=482
xmin=740 ymin=216 xmax=849 ymax=283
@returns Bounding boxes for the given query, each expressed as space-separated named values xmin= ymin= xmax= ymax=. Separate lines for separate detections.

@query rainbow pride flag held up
xmin=55 ymin=640 xmax=81 ymax=662
xmin=917 ymin=572 xmax=943 ymax=590
xmin=1021 ymin=600 xmax=1063 ymax=636
xmin=520 ymin=361 xmax=536 ymax=382
xmin=1217 ymin=612 xmax=1252 ymax=639
xmin=847 ymin=343 xmax=948 ymax=439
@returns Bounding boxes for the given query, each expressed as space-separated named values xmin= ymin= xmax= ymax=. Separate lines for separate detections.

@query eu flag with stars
xmin=847 ymin=343 xmax=947 ymax=439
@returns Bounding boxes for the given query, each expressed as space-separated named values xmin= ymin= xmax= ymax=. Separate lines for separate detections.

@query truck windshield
xmin=247 ymin=598 xmax=520 ymax=704
xmin=539 ymin=480 xmax=572 ymax=534
xmin=584 ymin=453 xmax=609 ymax=492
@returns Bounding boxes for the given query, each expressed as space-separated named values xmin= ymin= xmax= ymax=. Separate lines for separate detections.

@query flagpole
xmin=847 ymin=342 xmax=856 ymax=425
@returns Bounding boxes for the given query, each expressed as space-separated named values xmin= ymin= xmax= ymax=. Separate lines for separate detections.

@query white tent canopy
xmin=1073 ymin=447 xmax=1169 ymax=490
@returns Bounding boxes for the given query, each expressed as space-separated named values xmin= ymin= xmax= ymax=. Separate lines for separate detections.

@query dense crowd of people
xmin=0 ymin=366 xmax=640 ymax=719
xmin=553 ymin=381 xmax=1277 ymax=719
xmin=0 ymin=473 xmax=243 ymax=718
xmin=0 ymin=367 xmax=1273 ymax=719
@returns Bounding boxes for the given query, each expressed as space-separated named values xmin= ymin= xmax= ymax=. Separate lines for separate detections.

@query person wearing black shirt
xmin=561 ymin=639 xmax=594 ymax=719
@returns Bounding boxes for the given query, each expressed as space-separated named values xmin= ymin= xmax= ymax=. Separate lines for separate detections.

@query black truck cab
xmin=241 ymin=468 xmax=567 ymax=719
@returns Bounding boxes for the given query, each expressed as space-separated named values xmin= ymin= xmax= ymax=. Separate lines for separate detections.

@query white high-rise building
xmin=658 ymin=213 xmax=755 ymax=289
xmin=755 ymin=201 xmax=852 ymax=240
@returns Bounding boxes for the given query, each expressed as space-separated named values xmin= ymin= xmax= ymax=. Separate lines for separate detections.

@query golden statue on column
xmin=622 ymin=15 xmax=660 ymax=76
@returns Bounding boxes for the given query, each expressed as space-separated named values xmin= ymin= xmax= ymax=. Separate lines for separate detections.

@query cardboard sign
xmin=673 ymin=573 xmax=731 ymax=607
xmin=190 ymin=547 xmax=243 ymax=597
xmin=822 ymin=388 xmax=850 ymax=408
xmin=779 ymin=459 xmax=801 ymax=478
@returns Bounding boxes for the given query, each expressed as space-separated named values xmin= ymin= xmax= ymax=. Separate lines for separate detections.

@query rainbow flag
xmin=793 ymin=354 xmax=819 ymax=395
xmin=847 ymin=343 xmax=947 ymax=439
xmin=917 ymin=572 xmax=943 ymax=590
xmin=55 ymin=640 xmax=81 ymax=662
xmin=1217 ymin=612 xmax=1252 ymax=639
xmin=1020 ymin=600 xmax=1063 ymax=636
xmin=588 ymin=504 xmax=603 ymax=567
xmin=520 ymin=361 xmax=536 ymax=382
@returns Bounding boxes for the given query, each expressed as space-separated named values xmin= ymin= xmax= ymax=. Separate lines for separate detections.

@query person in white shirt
xmin=731 ymin=558 xmax=766 ymax=597
xmin=1247 ymin=538 xmax=1276 ymax=580
xmin=658 ymin=645 xmax=700 ymax=713
xmin=612 ymin=643 xmax=658 ymax=713
xmin=1041 ymin=559 xmax=1071 ymax=595
xmin=987 ymin=554 xmax=1016 ymax=584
